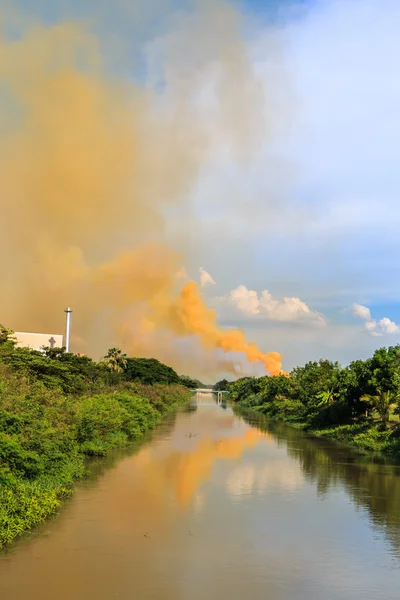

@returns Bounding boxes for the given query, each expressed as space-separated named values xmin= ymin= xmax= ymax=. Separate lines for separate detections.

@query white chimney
xmin=64 ymin=307 xmax=72 ymax=353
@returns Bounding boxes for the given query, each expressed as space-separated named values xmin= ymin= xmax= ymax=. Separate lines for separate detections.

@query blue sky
xmin=4 ymin=0 xmax=400 ymax=371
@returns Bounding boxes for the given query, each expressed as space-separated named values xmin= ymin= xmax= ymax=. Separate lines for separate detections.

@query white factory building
xmin=12 ymin=308 xmax=72 ymax=353
xmin=14 ymin=332 xmax=64 ymax=353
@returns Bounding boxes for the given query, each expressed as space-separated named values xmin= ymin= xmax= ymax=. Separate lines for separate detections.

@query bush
xmin=0 ymin=480 xmax=68 ymax=548
xmin=0 ymin=344 xmax=191 ymax=549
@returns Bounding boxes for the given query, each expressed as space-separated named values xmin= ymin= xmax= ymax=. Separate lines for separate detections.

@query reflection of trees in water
xmin=85 ymin=411 xmax=180 ymax=479
xmin=182 ymin=402 xmax=198 ymax=413
xmin=238 ymin=409 xmax=400 ymax=556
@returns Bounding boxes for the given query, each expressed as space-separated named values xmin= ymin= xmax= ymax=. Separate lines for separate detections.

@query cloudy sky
xmin=5 ymin=0 xmax=400 ymax=372
xmin=164 ymin=0 xmax=400 ymax=371
xmin=211 ymin=0 xmax=400 ymax=370
xmin=190 ymin=0 xmax=400 ymax=370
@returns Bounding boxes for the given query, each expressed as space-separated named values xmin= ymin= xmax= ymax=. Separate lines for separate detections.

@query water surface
xmin=1 ymin=394 xmax=400 ymax=599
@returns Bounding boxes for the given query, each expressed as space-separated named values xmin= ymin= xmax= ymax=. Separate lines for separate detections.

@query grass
xmin=309 ymin=422 xmax=400 ymax=456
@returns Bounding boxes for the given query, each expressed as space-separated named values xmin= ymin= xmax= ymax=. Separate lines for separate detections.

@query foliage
xmin=0 ymin=480 xmax=69 ymax=547
xmin=0 ymin=344 xmax=101 ymax=395
xmin=0 ymin=325 xmax=16 ymax=347
xmin=0 ymin=328 xmax=191 ymax=549
xmin=125 ymin=357 xmax=180 ymax=385
xmin=213 ymin=379 xmax=232 ymax=391
xmin=360 ymin=390 xmax=399 ymax=430
xmin=231 ymin=344 xmax=400 ymax=454
xmin=178 ymin=374 xmax=210 ymax=389
xmin=101 ymin=347 xmax=128 ymax=373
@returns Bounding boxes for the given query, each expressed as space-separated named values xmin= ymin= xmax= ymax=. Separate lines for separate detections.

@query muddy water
xmin=1 ymin=394 xmax=400 ymax=599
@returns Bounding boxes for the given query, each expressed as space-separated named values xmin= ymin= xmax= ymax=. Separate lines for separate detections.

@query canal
xmin=1 ymin=394 xmax=400 ymax=599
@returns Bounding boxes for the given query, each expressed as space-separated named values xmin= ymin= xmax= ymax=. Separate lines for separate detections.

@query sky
xmin=2 ymin=0 xmax=400 ymax=375
xmin=171 ymin=0 xmax=400 ymax=371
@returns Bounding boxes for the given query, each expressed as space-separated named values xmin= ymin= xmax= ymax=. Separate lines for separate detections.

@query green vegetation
xmin=229 ymin=345 xmax=400 ymax=458
xmin=0 ymin=326 xmax=191 ymax=549
xmin=180 ymin=375 xmax=212 ymax=389
xmin=213 ymin=378 xmax=232 ymax=391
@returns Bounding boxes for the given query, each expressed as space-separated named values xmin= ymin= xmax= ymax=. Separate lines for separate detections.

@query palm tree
xmin=102 ymin=348 xmax=128 ymax=373
xmin=316 ymin=386 xmax=339 ymax=407
xmin=360 ymin=389 xmax=399 ymax=429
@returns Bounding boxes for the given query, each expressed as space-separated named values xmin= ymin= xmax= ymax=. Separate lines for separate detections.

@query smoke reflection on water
xmin=1 ymin=396 xmax=400 ymax=600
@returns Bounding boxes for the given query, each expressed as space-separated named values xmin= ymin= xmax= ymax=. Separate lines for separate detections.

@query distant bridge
xmin=190 ymin=388 xmax=230 ymax=403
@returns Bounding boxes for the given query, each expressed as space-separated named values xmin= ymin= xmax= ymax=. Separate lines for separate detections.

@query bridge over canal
xmin=191 ymin=388 xmax=230 ymax=403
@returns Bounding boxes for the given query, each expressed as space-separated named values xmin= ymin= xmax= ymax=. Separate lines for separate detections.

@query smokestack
xmin=64 ymin=307 xmax=72 ymax=353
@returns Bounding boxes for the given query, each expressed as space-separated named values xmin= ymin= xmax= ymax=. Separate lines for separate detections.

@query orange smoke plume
xmin=0 ymin=4 xmax=286 ymax=377
xmin=167 ymin=281 xmax=283 ymax=376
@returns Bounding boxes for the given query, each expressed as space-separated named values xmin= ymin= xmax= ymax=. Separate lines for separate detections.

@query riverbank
xmin=302 ymin=421 xmax=400 ymax=457
xmin=235 ymin=405 xmax=400 ymax=459
xmin=224 ymin=348 xmax=400 ymax=462
xmin=0 ymin=365 xmax=190 ymax=549
xmin=4 ymin=398 xmax=400 ymax=600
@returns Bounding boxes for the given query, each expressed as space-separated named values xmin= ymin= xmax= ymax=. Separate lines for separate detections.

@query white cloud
xmin=351 ymin=303 xmax=400 ymax=336
xmin=352 ymin=304 xmax=372 ymax=322
xmin=219 ymin=284 xmax=326 ymax=325
xmin=199 ymin=267 xmax=216 ymax=288
xmin=378 ymin=317 xmax=400 ymax=335
xmin=226 ymin=461 xmax=304 ymax=498
xmin=228 ymin=285 xmax=260 ymax=316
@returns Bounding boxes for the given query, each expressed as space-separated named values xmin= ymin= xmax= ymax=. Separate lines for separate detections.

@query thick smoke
xmin=0 ymin=2 xmax=284 ymax=376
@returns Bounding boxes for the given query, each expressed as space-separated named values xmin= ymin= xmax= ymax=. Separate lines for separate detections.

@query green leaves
xmin=316 ymin=387 xmax=341 ymax=407
xmin=232 ymin=346 xmax=400 ymax=430
xmin=0 ymin=481 xmax=62 ymax=548
xmin=369 ymin=346 xmax=400 ymax=394
xmin=213 ymin=379 xmax=232 ymax=391
xmin=0 ymin=324 xmax=17 ymax=347
xmin=0 ymin=434 xmax=43 ymax=479
xmin=101 ymin=348 xmax=128 ymax=373
xmin=125 ymin=357 xmax=180 ymax=385
xmin=0 ymin=361 xmax=190 ymax=548
xmin=360 ymin=390 xmax=399 ymax=429
xmin=0 ymin=327 xmax=192 ymax=548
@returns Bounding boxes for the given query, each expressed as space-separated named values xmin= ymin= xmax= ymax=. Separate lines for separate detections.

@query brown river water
xmin=1 ymin=394 xmax=400 ymax=599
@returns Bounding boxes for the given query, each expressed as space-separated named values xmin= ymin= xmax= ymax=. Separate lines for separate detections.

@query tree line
xmin=214 ymin=345 xmax=400 ymax=457
xmin=0 ymin=325 xmax=207 ymax=392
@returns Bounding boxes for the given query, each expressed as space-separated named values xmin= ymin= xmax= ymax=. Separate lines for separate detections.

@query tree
xmin=229 ymin=377 xmax=262 ymax=405
xmin=340 ymin=359 xmax=374 ymax=419
xmin=41 ymin=346 xmax=106 ymax=386
xmin=0 ymin=325 xmax=16 ymax=347
xmin=213 ymin=379 xmax=232 ymax=391
xmin=370 ymin=346 xmax=400 ymax=394
xmin=0 ymin=346 xmax=84 ymax=394
xmin=102 ymin=348 xmax=128 ymax=373
xmin=179 ymin=375 xmax=201 ymax=389
xmin=124 ymin=358 xmax=180 ymax=385
xmin=360 ymin=390 xmax=399 ymax=429
xmin=291 ymin=359 xmax=340 ymax=409
xmin=316 ymin=387 xmax=340 ymax=407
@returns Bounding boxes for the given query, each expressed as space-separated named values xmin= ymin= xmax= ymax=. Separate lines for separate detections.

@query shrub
xmin=0 ymin=346 xmax=190 ymax=548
